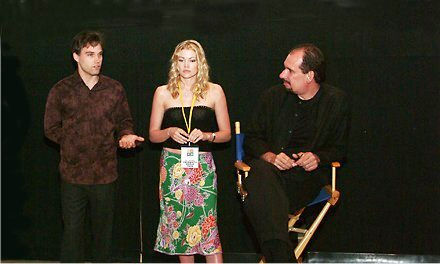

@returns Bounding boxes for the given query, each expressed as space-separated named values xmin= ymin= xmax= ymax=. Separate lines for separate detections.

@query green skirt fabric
xmin=154 ymin=149 xmax=222 ymax=255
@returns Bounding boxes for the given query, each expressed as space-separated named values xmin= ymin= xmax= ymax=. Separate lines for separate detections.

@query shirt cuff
xmin=118 ymin=129 xmax=134 ymax=139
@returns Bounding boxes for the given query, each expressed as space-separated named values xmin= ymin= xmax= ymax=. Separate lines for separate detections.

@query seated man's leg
xmin=262 ymin=239 xmax=293 ymax=263
xmin=285 ymin=168 xmax=327 ymax=213
xmin=242 ymin=159 xmax=293 ymax=262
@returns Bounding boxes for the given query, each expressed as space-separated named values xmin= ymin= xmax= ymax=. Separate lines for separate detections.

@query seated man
xmin=243 ymin=43 xmax=350 ymax=262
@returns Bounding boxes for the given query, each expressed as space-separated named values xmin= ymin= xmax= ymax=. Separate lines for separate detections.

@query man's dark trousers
xmin=243 ymin=159 xmax=325 ymax=262
xmin=60 ymin=181 xmax=115 ymax=262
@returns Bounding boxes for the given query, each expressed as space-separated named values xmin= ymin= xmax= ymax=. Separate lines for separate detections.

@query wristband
xmin=211 ymin=132 xmax=216 ymax=142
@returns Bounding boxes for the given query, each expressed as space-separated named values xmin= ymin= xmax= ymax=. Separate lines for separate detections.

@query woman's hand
xmin=188 ymin=128 xmax=206 ymax=144
xmin=167 ymin=127 xmax=189 ymax=144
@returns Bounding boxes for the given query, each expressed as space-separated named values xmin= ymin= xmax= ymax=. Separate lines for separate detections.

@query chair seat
xmin=289 ymin=185 xmax=340 ymax=231
xmin=308 ymin=186 xmax=331 ymax=206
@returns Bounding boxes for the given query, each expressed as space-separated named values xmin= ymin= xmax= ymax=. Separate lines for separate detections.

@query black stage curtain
xmin=2 ymin=1 xmax=439 ymax=261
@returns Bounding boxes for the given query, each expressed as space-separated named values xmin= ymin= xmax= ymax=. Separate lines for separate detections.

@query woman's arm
xmin=149 ymin=86 xmax=170 ymax=143
xmin=210 ymin=83 xmax=231 ymax=143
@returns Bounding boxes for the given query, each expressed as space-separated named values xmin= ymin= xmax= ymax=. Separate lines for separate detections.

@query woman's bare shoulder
xmin=207 ymin=82 xmax=225 ymax=96
xmin=155 ymin=84 xmax=169 ymax=93
xmin=154 ymin=85 xmax=172 ymax=98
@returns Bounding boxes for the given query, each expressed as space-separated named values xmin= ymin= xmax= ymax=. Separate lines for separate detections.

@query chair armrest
xmin=235 ymin=161 xmax=251 ymax=172
xmin=324 ymin=185 xmax=340 ymax=206
xmin=331 ymin=162 xmax=341 ymax=168
xmin=330 ymin=161 xmax=340 ymax=192
xmin=235 ymin=161 xmax=250 ymax=201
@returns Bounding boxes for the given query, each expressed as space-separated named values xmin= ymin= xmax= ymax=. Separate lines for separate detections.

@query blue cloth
xmin=236 ymin=133 xmax=245 ymax=161
xmin=308 ymin=187 xmax=331 ymax=206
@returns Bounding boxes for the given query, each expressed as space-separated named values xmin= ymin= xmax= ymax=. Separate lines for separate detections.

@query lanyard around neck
xmin=178 ymin=82 xmax=197 ymax=134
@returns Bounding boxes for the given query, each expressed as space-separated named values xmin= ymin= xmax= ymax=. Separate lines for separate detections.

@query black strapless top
xmin=162 ymin=105 xmax=217 ymax=152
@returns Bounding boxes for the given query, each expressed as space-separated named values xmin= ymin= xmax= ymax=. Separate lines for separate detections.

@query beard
xmin=282 ymin=82 xmax=295 ymax=94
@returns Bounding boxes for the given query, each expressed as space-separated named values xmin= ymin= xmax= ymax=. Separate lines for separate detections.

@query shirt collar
xmin=72 ymin=70 xmax=83 ymax=87
xmin=296 ymin=85 xmax=322 ymax=104
xmin=72 ymin=70 xmax=104 ymax=91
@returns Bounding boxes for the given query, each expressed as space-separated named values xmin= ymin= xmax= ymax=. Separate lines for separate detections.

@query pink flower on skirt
xmin=193 ymin=194 xmax=205 ymax=207
xmin=184 ymin=186 xmax=198 ymax=203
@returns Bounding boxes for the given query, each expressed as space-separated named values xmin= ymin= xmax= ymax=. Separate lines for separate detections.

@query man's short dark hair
xmin=291 ymin=43 xmax=326 ymax=83
xmin=71 ymin=30 xmax=104 ymax=55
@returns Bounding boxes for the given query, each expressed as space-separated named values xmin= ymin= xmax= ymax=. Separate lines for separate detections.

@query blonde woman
xmin=149 ymin=40 xmax=231 ymax=263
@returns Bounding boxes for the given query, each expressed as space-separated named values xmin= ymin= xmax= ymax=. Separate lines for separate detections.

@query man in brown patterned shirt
xmin=44 ymin=30 xmax=144 ymax=262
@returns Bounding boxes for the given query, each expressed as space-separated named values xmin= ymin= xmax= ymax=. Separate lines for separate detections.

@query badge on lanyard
xmin=181 ymin=145 xmax=199 ymax=168
xmin=178 ymin=82 xmax=199 ymax=168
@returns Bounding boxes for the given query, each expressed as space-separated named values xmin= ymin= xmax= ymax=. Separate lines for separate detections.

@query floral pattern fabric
xmin=154 ymin=149 xmax=222 ymax=255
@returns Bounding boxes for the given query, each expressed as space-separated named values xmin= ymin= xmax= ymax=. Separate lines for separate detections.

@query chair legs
xmin=294 ymin=202 xmax=332 ymax=259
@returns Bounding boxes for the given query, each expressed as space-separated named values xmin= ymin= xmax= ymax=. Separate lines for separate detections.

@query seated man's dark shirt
xmin=244 ymin=83 xmax=350 ymax=174
xmin=284 ymin=87 xmax=321 ymax=156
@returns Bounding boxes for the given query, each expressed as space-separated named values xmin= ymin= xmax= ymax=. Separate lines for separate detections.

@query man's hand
xmin=261 ymin=152 xmax=297 ymax=171
xmin=119 ymin=134 xmax=145 ymax=149
xmin=292 ymin=152 xmax=320 ymax=171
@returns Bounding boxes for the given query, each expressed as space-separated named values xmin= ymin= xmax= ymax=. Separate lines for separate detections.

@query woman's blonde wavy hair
xmin=167 ymin=40 xmax=210 ymax=100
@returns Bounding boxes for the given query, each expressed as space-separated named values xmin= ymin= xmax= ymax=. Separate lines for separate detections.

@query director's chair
xmin=234 ymin=121 xmax=340 ymax=262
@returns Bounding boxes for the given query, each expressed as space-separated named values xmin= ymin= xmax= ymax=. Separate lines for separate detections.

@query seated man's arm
xmin=243 ymin=89 xmax=273 ymax=159
xmin=245 ymin=88 xmax=296 ymax=171
xmin=313 ymin=91 xmax=351 ymax=166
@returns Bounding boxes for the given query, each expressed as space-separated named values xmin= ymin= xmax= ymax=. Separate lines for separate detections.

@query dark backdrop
xmin=2 ymin=0 xmax=439 ymax=262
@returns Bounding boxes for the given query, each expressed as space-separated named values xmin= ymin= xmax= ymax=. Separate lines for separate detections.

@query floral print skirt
xmin=154 ymin=149 xmax=222 ymax=255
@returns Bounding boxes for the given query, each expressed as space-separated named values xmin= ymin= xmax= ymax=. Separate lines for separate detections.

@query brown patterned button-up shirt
xmin=44 ymin=71 xmax=134 ymax=184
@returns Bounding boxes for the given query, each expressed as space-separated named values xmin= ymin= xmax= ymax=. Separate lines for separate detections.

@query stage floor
xmin=2 ymin=252 xmax=440 ymax=263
